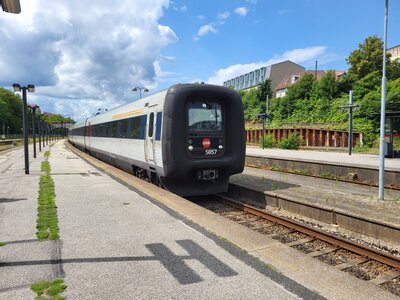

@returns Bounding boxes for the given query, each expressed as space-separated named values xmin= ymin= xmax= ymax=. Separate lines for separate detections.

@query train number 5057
xmin=205 ymin=149 xmax=218 ymax=155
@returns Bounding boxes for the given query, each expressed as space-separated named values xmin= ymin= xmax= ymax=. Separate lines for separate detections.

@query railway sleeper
xmin=369 ymin=269 xmax=400 ymax=285
xmin=336 ymin=257 xmax=370 ymax=270
xmin=308 ymin=246 xmax=338 ymax=258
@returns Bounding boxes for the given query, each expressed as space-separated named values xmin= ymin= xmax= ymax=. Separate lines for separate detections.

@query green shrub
xmin=259 ymin=134 xmax=276 ymax=148
xmin=279 ymin=132 xmax=300 ymax=150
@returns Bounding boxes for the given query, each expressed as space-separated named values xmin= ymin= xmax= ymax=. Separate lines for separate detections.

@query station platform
xmin=246 ymin=147 xmax=400 ymax=187
xmin=246 ymin=147 xmax=400 ymax=170
xmin=1 ymin=141 xmax=398 ymax=299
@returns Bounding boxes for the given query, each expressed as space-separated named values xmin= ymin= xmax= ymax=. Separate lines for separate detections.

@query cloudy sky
xmin=1 ymin=0 xmax=399 ymax=121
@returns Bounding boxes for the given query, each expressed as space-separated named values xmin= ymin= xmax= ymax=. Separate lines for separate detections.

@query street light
xmin=28 ymin=104 xmax=40 ymax=158
xmin=1 ymin=0 xmax=21 ymax=14
xmin=13 ymin=83 xmax=35 ymax=174
xmin=132 ymin=87 xmax=149 ymax=99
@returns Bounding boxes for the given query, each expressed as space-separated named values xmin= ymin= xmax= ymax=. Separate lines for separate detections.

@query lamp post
xmin=132 ymin=87 xmax=149 ymax=99
xmin=13 ymin=84 xmax=35 ymax=174
xmin=28 ymin=104 xmax=40 ymax=158
xmin=38 ymin=114 xmax=41 ymax=152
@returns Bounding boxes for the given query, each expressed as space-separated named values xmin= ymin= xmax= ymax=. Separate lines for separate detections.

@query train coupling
xmin=196 ymin=169 xmax=219 ymax=181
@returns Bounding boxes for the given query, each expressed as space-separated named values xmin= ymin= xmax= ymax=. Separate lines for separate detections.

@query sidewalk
xmin=0 ymin=141 xmax=317 ymax=299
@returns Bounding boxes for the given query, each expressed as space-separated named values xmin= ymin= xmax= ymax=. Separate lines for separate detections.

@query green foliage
xmin=31 ymin=278 xmax=66 ymax=300
xmin=313 ymin=71 xmax=339 ymax=100
xmin=37 ymin=159 xmax=60 ymax=241
xmin=279 ymin=132 xmax=300 ymax=150
xmin=43 ymin=113 xmax=74 ymax=124
xmin=0 ymin=242 xmax=6 ymax=247
xmin=240 ymin=79 xmax=272 ymax=120
xmin=347 ymin=35 xmax=385 ymax=79
xmin=0 ymin=87 xmax=23 ymax=134
xmin=259 ymin=134 xmax=275 ymax=148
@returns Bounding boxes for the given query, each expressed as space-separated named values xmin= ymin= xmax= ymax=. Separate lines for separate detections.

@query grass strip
xmin=44 ymin=150 xmax=51 ymax=158
xmin=31 ymin=278 xmax=67 ymax=300
xmin=0 ymin=242 xmax=6 ymax=247
xmin=36 ymin=158 xmax=60 ymax=240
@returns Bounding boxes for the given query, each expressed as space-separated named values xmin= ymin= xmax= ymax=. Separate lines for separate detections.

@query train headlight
xmin=218 ymin=145 xmax=223 ymax=149
xmin=188 ymin=145 xmax=193 ymax=151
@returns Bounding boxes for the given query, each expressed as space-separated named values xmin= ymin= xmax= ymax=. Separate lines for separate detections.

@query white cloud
xmin=197 ymin=24 xmax=217 ymax=36
xmin=207 ymin=46 xmax=329 ymax=85
xmin=218 ymin=11 xmax=230 ymax=21
xmin=0 ymin=0 xmax=177 ymax=120
xmin=234 ymin=7 xmax=248 ymax=16
xmin=173 ymin=4 xmax=187 ymax=12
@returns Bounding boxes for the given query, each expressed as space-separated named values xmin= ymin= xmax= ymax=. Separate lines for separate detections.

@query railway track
xmin=194 ymin=195 xmax=400 ymax=296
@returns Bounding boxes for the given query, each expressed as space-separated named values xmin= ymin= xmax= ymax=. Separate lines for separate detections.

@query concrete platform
xmin=1 ymin=140 xmax=398 ymax=299
xmin=246 ymin=147 xmax=400 ymax=187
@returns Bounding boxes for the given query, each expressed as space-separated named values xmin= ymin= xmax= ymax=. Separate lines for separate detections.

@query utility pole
xmin=266 ymin=95 xmax=269 ymax=127
xmin=339 ymin=90 xmax=359 ymax=155
xmin=378 ymin=0 xmax=389 ymax=200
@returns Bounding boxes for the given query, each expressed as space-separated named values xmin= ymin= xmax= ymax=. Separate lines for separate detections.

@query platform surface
xmin=0 ymin=141 xmax=319 ymax=299
xmin=1 ymin=141 xmax=398 ymax=299
xmin=246 ymin=146 xmax=400 ymax=171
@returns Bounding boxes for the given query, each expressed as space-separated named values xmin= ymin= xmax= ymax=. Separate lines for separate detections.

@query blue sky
xmin=0 ymin=0 xmax=399 ymax=121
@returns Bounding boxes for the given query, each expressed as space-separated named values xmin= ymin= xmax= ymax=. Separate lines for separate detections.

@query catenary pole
xmin=378 ymin=0 xmax=388 ymax=200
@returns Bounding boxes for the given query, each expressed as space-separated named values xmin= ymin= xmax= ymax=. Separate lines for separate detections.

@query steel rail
xmin=218 ymin=196 xmax=400 ymax=269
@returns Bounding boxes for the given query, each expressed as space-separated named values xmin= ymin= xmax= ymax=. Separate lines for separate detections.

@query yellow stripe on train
xmin=112 ymin=108 xmax=145 ymax=120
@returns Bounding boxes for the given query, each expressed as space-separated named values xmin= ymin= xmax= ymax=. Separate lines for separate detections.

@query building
xmin=388 ymin=45 xmax=400 ymax=61
xmin=275 ymin=70 xmax=347 ymax=98
xmin=223 ymin=60 xmax=304 ymax=97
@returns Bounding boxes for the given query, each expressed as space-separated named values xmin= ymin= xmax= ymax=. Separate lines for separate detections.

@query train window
xmin=131 ymin=117 xmax=140 ymax=138
xmin=148 ymin=112 xmax=154 ymax=138
xmin=188 ymin=101 xmax=222 ymax=131
xmin=120 ymin=120 xmax=129 ymax=138
xmin=110 ymin=122 xmax=117 ymax=138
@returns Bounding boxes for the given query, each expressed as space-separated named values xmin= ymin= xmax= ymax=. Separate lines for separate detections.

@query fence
xmin=246 ymin=128 xmax=363 ymax=147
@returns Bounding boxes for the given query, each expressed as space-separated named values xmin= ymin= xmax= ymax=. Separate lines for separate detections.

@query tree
xmin=285 ymin=73 xmax=315 ymax=101
xmin=256 ymin=78 xmax=272 ymax=111
xmin=347 ymin=35 xmax=393 ymax=80
xmin=0 ymin=87 xmax=23 ymax=134
xmin=313 ymin=71 xmax=339 ymax=100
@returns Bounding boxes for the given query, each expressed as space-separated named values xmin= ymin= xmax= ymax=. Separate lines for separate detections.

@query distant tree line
xmin=238 ymin=36 xmax=400 ymax=146
xmin=0 ymin=87 xmax=74 ymax=136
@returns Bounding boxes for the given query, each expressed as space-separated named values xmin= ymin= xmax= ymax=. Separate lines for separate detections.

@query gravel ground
xmin=344 ymin=261 xmax=394 ymax=280
xmin=293 ymin=239 xmax=331 ymax=254
xmin=380 ymin=276 xmax=400 ymax=296
xmin=317 ymin=249 xmax=360 ymax=266
xmin=259 ymin=205 xmax=400 ymax=258
xmin=272 ymin=232 xmax=308 ymax=244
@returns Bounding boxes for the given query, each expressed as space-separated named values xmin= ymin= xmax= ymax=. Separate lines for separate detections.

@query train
xmin=68 ymin=83 xmax=245 ymax=196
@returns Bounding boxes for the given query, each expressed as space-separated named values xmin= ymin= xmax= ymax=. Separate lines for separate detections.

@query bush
xmin=259 ymin=134 xmax=275 ymax=148
xmin=279 ymin=132 xmax=300 ymax=150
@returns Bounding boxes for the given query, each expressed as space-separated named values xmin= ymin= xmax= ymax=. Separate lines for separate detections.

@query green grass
xmin=36 ymin=160 xmax=59 ymax=240
xmin=44 ymin=150 xmax=51 ymax=158
xmin=41 ymin=161 xmax=51 ymax=173
xmin=0 ymin=242 xmax=6 ymax=247
xmin=31 ymin=278 xmax=66 ymax=299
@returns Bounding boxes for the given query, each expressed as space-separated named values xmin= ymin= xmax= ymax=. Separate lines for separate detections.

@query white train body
xmin=69 ymin=84 xmax=245 ymax=196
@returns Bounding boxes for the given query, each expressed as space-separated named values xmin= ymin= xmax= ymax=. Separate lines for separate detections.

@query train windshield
xmin=188 ymin=101 xmax=222 ymax=131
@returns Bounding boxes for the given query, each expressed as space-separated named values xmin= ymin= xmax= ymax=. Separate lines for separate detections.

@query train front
xmin=161 ymin=83 xmax=245 ymax=196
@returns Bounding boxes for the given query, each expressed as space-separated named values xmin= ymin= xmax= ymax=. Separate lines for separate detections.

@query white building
xmin=223 ymin=60 xmax=304 ymax=97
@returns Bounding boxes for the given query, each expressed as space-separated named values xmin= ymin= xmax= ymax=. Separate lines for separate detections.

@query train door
xmin=145 ymin=106 xmax=157 ymax=163
xmin=84 ymin=119 xmax=90 ymax=149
